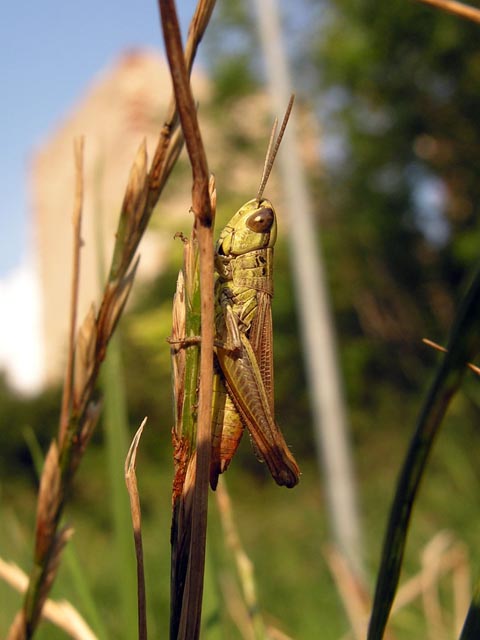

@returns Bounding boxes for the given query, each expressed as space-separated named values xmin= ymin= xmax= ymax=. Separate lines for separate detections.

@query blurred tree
xmin=0 ymin=373 xmax=60 ymax=475
xmin=311 ymin=0 xmax=480 ymax=405
xmin=206 ymin=0 xmax=480 ymax=419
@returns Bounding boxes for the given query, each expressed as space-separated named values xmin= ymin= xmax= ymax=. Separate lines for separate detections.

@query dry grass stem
xmin=159 ymin=0 xmax=212 ymax=225
xmin=149 ymin=0 xmax=215 ymax=195
xmin=405 ymin=532 xmax=470 ymax=638
xmin=178 ymin=219 xmax=215 ymax=636
xmin=416 ymin=0 xmax=480 ymax=23
xmin=60 ymin=137 xmax=85 ymax=446
xmin=421 ymin=534 xmax=450 ymax=640
xmin=158 ymin=1 xmax=216 ymax=638
xmin=0 ymin=559 xmax=97 ymax=640
xmin=6 ymin=612 xmax=27 ymax=640
xmin=169 ymin=234 xmax=201 ymax=635
xmin=184 ymin=1 xmax=216 ymax=73
xmin=125 ymin=418 xmax=148 ymax=640
xmin=323 ymin=545 xmax=372 ymax=640
xmin=208 ymin=173 xmax=217 ymax=214
xmin=215 ymin=478 xmax=266 ymax=639
xmin=265 ymin=628 xmax=295 ymax=640
xmin=326 ymin=533 xmax=470 ymax=640
xmin=451 ymin=544 xmax=471 ymax=636
xmin=218 ymin=574 xmax=256 ymax=640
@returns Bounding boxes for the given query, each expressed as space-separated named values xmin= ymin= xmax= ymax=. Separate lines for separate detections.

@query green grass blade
xmin=102 ymin=334 xmax=138 ymax=639
xmin=459 ymin=582 xmax=480 ymax=640
xmin=63 ymin=542 xmax=109 ymax=640
xmin=22 ymin=426 xmax=44 ymax=477
xmin=367 ymin=266 xmax=480 ymax=640
xmin=201 ymin=542 xmax=223 ymax=640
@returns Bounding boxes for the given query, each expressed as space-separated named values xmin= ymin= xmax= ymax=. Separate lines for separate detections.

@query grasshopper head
xmin=216 ymin=198 xmax=277 ymax=257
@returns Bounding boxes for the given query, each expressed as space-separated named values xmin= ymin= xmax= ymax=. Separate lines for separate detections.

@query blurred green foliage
xmin=0 ymin=373 xmax=60 ymax=477
xmin=207 ymin=0 xmax=480 ymax=419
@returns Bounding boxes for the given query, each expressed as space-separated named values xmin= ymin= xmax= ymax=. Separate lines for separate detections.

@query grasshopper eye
xmin=246 ymin=207 xmax=274 ymax=233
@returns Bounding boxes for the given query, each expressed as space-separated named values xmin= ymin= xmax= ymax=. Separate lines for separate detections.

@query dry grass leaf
xmin=73 ymin=305 xmax=97 ymax=409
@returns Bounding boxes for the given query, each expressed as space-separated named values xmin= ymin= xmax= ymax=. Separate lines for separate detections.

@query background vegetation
xmin=2 ymin=1 xmax=480 ymax=638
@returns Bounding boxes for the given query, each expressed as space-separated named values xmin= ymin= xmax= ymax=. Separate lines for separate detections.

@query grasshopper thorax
xmin=216 ymin=198 xmax=277 ymax=257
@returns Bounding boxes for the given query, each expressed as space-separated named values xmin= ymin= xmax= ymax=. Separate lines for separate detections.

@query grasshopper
xmin=210 ymin=96 xmax=300 ymax=489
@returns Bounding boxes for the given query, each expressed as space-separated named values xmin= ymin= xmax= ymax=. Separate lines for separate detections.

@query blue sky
xmin=1 ymin=0 xmax=198 ymax=276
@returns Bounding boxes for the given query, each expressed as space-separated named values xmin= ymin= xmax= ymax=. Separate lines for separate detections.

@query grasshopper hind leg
xmin=210 ymin=365 xmax=245 ymax=490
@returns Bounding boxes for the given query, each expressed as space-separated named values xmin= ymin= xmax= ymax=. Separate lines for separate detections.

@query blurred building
xmin=31 ymin=50 xmax=210 ymax=386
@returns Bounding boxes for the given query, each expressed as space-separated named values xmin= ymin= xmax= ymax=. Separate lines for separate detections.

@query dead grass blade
xmin=326 ymin=533 xmax=471 ymax=640
xmin=416 ymin=0 xmax=480 ymax=24
xmin=423 ymin=338 xmax=480 ymax=375
xmin=215 ymin=478 xmax=267 ymax=640
xmin=59 ymin=137 xmax=85 ymax=445
xmin=125 ymin=418 xmax=148 ymax=640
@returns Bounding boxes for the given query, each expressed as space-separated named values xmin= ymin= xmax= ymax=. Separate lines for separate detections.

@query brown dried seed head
xmin=73 ymin=304 xmax=97 ymax=409
xmin=35 ymin=442 xmax=62 ymax=563
xmin=69 ymin=400 xmax=102 ymax=475
xmin=101 ymin=259 xmax=139 ymax=344
xmin=122 ymin=139 xmax=149 ymax=230
xmin=35 ymin=525 xmax=75 ymax=629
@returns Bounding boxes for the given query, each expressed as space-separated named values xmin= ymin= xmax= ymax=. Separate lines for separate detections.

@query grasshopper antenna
xmin=256 ymin=94 xmax=295 ymax=202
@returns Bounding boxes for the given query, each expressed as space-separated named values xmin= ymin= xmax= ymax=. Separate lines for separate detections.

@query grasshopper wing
xmin=249 ymin=290 xmax=274 ymax=414
xmin=216 ymin=333 xmax=299 ymax=488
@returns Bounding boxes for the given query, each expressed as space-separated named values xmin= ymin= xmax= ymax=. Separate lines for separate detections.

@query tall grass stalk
xmin=159 ymin=1 xmax=216 ymax=637
xmin=368 ymin=265 xmax=480 ymax=639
